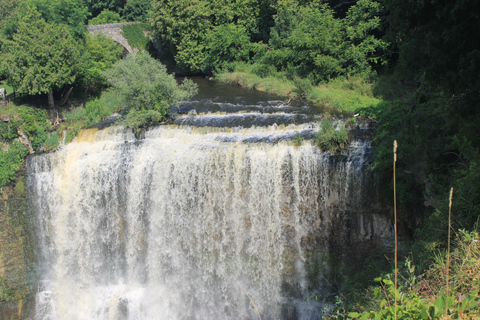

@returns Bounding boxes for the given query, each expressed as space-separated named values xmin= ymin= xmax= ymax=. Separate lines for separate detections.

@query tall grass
xmin=446 ymin=187 xmax=453 ymax=314
xmin=393 ymin=140 xmax=398 ymax=320
xmin=326 ymin=141 xmax=480 ymax=320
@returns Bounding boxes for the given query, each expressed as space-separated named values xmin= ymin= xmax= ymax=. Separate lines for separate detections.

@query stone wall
xmin=87 ymin=22 xmax=137 ymax=55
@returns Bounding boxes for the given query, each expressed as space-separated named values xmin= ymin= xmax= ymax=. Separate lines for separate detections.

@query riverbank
xmin=214 ymin=62 xmax=384 ymax=114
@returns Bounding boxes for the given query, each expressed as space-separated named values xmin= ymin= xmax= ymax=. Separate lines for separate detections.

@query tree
xmin=150 ymin=0 xmax=213 ymax=73
xmin=1 ymin=9 xmax=84 ymax=108
xmin=86 ymin=0 xmax=126 ymax=18
xmin=103 ymin=53 xmax=198 ymax=128
xmin=204 ymin=24 xmax=253 ymax=72
xmin=88 ymin=9 xmax=123 ymax=25
xmin=149 ymin=0 xmax=263 ymax=73
xmin=263 ymin=0 xmax=387 ymax=82
xmin=384 ymin=0 xmax=480 ymax=96
xmin=0 ymin=0 xmax=22 ymax=30
xmin=2 ymin=0 xmax=89 ymax=39
xmin=79 ymin=33 xmax=124 ymax=96
xmin=123 ymin=0 xmax=152 ymax=22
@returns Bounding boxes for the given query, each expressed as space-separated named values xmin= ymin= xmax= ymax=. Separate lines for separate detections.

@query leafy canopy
xmin=123 ymin=0 xmax=152 ymax=22
xmin=150 ymin=0 xmax=262 ymax=73
xmin=79 ymin=33 xmax=123 ymax=95
xmin=2 ymin=0 xmax=88 ymax=39
xmin=1 ymin=9 xmax=84 ymax=96
xmin=264 ymin=0 xmax=387 ymax=83
xmin=86 ymin=0 xmax=126 ymax=18
xmin=88 ymin=9 xmax=122 ymax=25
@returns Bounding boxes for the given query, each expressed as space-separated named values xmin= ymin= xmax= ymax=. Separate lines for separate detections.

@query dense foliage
xmin=103 ymin=53 xmax=197 ymax=129
xmin=150 ymin=0 xmax=387 ymax=80
xmin=88 ymin=9 xmax=123 ymax=25
xmin=0 ymin=105 xmax=51 ymax=186
xmin=1 ymin=9 xmax=84 ymax=108
xmin=80 ymin=33 xmax=124 ymax=96
xmin=2 ymin=0 xmax=88 ymax=39
xmin=150 ymin=0 xmax=265 ymax=73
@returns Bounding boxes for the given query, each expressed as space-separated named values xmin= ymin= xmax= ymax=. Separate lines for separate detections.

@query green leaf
xmin=433 ymin=295 xmax=446 ymax=316
xmin=383 ymin=279 xmax=394 ymax=286
xmin=380 ymin=298 xmax=387 ymax=309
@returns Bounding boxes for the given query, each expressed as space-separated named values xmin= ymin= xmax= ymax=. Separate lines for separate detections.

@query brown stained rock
xmin=16 ymin=128 xmax=34 ymax=154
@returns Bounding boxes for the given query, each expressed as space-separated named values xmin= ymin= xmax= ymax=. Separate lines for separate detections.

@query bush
xmin=122 ymin=109 xmax=164 ymax=130
xmin=0 ymin=141 xmax=29 ymax=187
xmin=345 ymin=230 xmax=480 ymax=320
xmin=88 ymin=9 xmax=122 ymax=25
xmin=85 ymin=97 xmax=112 ymax=123
xmin=204 ymin=24 xmax=253 ymax=73
xmin=315 ymin=120 xmax=348 ymax=152
xmin=43 ymin=132 xmax=60 ymax=151
xmin=103 ymin=53 xmax=198 ymax=129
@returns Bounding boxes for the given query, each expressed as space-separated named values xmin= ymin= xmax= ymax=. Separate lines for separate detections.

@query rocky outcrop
xmin=0 ymin=174 xmax=35 ymax=319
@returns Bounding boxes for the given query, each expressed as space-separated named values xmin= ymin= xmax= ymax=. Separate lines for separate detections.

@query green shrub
xmin=0 ymin=141 xmax=29 ymax=187
xmin=43 ymin=132 xmax=60 ymax=151
xmin=88 ymin=9 xmax=122 ymax=25
xmin=122 ymin=109 xmax=164 ymax=130
xmin=0 ymin=121 xmax=19 ymax=141
xmin=85 ymin=97 xmax=114 ymax=123
xmin=315 ymin=120 xmax=348 ymax=152
xmin=31 ymin=124 xmax=47 ymax=149
xmin=327 ymin=230 xmax=480 ymax=320
xmin=204 ymin=24 xmax=253 ymax=73
xmin=104 ymin=53 xmax=197 ymax=129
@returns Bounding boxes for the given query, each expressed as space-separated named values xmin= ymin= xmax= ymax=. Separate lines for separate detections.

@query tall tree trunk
xmin=48 ymin=90 xmax=55 ymax=109
xmin=60 ymin=87 xmax=73 ymax=106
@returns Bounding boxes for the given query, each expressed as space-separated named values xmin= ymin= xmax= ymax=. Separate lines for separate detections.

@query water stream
xmin=26 ymin=78 xmax=391 ymax=320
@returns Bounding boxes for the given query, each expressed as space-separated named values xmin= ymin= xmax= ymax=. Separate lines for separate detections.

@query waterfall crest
xmin=27 ymin=96 xmax=391 ymax=320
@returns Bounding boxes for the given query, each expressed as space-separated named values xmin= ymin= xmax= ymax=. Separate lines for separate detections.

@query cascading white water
xmin=27 ymin=110 xmax=390 ymax=319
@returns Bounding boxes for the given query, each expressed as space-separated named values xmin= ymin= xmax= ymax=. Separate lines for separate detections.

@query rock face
xmin=0 ymin=174 xmax=35 ymax=319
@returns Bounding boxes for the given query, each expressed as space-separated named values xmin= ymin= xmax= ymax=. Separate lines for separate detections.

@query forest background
xmin=0 ymin=0 xmax=479 ymax=318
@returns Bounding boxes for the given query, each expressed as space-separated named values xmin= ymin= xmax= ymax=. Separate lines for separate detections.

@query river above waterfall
xmin=26 ymin=77 xmax=392 ymax=320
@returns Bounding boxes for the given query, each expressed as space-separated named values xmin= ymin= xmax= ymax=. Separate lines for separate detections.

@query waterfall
xmin=26 ymin=99 xmax=391 ymax=320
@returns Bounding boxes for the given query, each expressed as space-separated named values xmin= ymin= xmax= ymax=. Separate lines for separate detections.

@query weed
xmin=43 ymin=132 xmax=60 ymax=151
xmin=293 ymin=132 xmax=303 ymax=147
